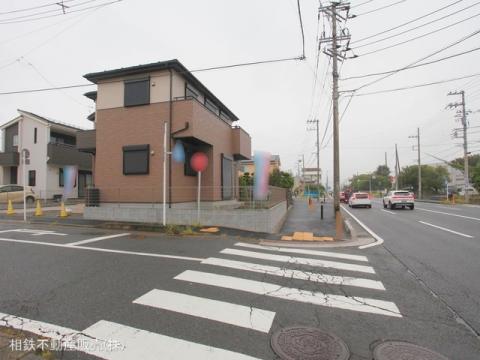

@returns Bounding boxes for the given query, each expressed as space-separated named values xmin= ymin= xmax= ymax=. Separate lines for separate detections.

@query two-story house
xmin=77 ymin=59 xmax=251 ymax=212
xmin=0 ymin=110 xmax=93 ymax=199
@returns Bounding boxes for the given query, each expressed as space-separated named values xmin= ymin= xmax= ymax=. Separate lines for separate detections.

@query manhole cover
xmin=372 ymin=340 xmax=449 ymax=360
xmin=270 ymin=326 xmax=350 ymax=360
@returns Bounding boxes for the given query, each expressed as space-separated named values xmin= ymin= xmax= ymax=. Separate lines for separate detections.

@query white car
xmin=383 ymin=190 xmax=414 ymax=210
xmin=348 ymin=192 xmax=372 ymax=208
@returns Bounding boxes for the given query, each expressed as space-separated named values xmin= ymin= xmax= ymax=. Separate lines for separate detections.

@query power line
xmin=357 ymin=10 xmax=480 ymax=57
xmin=0 ymin=56 xmax=306 ymax=95
xmin=0 ymin=0 xmax=77 ymax=15
xmin=0 ymin=0 xmax=121 ymax=25
xmin=353 ymin=28 xmax=480 ymax=92
xmin=352 ymin=0 xmax=465 ymax=44
xmin=350 ymin=72 xmax=480 ymax=97
xmin=355 ymin=0 xmax=407 ymax=17
xmin=351 ymin=0 xmax=377 ymax=9
xmin=343 ymin=45 xmax=480 ymax=80
xmin=355 ymin=0 xmax=480 ymax=49
xmin=0 ymin=0 xmax=99 ymax=22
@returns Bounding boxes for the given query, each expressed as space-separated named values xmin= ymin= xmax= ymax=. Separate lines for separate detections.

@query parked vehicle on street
xmin=340 ymin=191 xmax=346 ymax=203
xmin=0 ymin=185 xmax=36 ymax=204
xmin=348 ymin=192 xmax=372 ymax=208
xmin=458 ymin=186 xmax=478 ymax=196
xmin=383 ymin=190 xmax=414 ymax=210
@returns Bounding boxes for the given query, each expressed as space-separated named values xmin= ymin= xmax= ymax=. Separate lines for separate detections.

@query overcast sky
xmin=1 ymin=0 xmax=479 ymax=185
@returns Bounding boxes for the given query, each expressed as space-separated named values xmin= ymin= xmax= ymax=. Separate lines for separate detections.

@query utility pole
xmin=394 ymin=144 xmax=400 ymax=190
xmin=409 ymin=128 xmax=421 ymax=199
xmin=385 ymin=152 xmax=387 ymax=167
xmin=307 ymin=119 xmax=320 ymax=199
xmin=447 ymin=90 xmax=470 ymax=202
xmin=319 ymin=1 xmax=353 ymax=238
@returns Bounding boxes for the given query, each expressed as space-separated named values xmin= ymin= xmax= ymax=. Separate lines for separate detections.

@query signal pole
xmin=409 ymin=128 xmax=421 ymax=199
xmin=447 ymin=90 xmax=470 ymax=202
xmin=319 ymin=1 xmax=353 ymax=238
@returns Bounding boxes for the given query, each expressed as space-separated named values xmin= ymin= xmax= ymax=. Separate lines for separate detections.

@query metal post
xmin=316 ymin=119 xmax=320 ymax=201
xmin=417 ymin=127 xmax=422 ymax=199
xmin=22 ymin=149 xmax=27 ymax=222
xmin=197 ymin=171 xmax=201 ymax=223
xmin=395 ymin=144 xmax=399 ymax=190
xmin=162 ymin=121 xmax=167 ymax=226
xmin=461 ymin=91 xmax=469 ymax=203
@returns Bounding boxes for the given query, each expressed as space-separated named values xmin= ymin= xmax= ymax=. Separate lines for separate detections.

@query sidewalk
xmin=279 ymin=197 xmax=337 ymax=237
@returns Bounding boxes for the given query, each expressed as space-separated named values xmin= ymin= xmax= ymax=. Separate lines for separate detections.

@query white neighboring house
xmin=0 ymin=110 xmax=93 ymax=199
xmin=431 ymin=162 xmax=478 ymax=194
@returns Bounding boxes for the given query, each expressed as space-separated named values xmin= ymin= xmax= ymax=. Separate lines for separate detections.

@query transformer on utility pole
xmin=318 ymin=1 xmax=354 ymax=239
xmin=408 ymin=128 xmax=421 ymax=199
xmin=446 ymin=90 xmax=470 ymax=202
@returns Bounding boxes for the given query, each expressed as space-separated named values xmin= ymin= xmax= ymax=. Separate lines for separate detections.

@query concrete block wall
xmin=84 ymin=201 xmax=289 ymax=233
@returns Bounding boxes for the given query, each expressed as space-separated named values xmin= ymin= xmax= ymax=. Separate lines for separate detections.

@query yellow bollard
xmin=34 ymin=200 xmax=43 ymax=216
xmin=59 ymin=202 xmax=69 ymax=218
xmin=6 ymin=200 xmax=15 ymax=215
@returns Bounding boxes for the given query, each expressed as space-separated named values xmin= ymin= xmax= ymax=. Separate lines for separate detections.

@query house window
xmin=123 ymin=145 xmax=150 ymax=175
xmin=124 ymin=78 xmax=150 ymax=107
xmin=204 ymin=98 xmax=219 ymax=115
xmin=28 ymin=170 xmax=36 ymax=186
xmin=34 ymin=128 xmax=37 ymax=144
xmin=13 ymin=135 xmax=18 ymax=146
xmin=184 ymin=143 xmax=199 ymax=177
xmin=59 ymin=168 xmax=77 ymax=187
xmin=186 ymin=84 xmax=199 ymax=99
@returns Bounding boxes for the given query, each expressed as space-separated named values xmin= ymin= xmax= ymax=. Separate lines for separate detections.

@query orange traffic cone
xmin=34 ymin=200 xmax=43 ymax=216
xmin=6 ymin=200 xmax=15 ymax=215
xmin=59 ymin=202 xmax=68 ymax=217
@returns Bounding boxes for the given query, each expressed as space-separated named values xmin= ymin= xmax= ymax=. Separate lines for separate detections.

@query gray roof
xmin=17 ymin=109 xmax=86 ymax=131
xmin=83 ymin=59 xmax=238 ymax=121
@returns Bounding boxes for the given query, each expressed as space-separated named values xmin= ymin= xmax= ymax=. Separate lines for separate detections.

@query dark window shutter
xmin=124 ymin=78 xmax=150 ymax=107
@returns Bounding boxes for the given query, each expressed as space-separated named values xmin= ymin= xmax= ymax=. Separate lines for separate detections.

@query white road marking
xmin=381 ymin=209 xmax=396 ymax=215
xmin=341 ymin=206 xmax=385 ymax=249
xmin=418 ymin=221 xmax=474 ymax=238
xmin=202 ymin=257 xmax=385 ymax=290
xmin=0 ymin=312 xmax=259 ymax=360
xmin=0 ymin=237 xmax=203 ymax=262
xmin=234 ymin=242 xmax=369 ymax=262
xmin=0 ymin=311 xmax=80 ymax=341
xmin=175 ymin=271 xmax=402 ymax=317
xmin=221 ymin=248 xmax=375 ymax=274
xmin=436 ymin=206 xmax=462 ymax=211
xmin=66 ymin=233 xmax=131 ymax=246
xmin=82 ymin=320 xmax=261 ymax=360
xmin=0 ymin=228 xmax=67 ymax=236
xmin=133 ymin=289 xmax=275 ymax=333
xmin=417 ymin=207 xmax=480 ymax=221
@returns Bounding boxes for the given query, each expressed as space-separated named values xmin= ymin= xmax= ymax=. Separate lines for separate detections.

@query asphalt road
xmin=343 ymin=200 xmax=480 ymax=336
xmin=0 ymin=220 xmax=479 ymax=359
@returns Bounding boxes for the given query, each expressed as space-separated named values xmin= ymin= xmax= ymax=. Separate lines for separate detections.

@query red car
xmin=340 ymin=191 xmax=346 ymax=203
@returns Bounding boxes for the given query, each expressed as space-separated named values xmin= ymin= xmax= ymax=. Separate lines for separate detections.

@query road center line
xmin=66 ymin=233 xmax=130 ymax=246
xmin=381 ymin=209 xmax=396 ymax=215
xmin=418 ymin=221 xmax=474 ymax=238
xmin=416 ymin=207 xmax=480 ymax=221
xmin=0 ymin=237 xmax=204 ymax=262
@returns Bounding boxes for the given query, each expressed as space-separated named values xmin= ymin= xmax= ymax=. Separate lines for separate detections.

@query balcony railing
xmin=77 ymin=129 xmax=96 ymax=153
xmin=0 ymin=151 xmax=19 ymax=166
xmin=47 ymin=142 xmax=92 ymax=169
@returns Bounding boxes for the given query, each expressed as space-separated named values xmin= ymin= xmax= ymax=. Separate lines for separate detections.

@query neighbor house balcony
xmin=0 ymin=151 xmax=19 ymax=166
xmin=232 ymin=126 xmax=251 ymax=160
xmin=47 ymin=142 xmax=92 ymax=169
xmin=76 ymin=129 xmax=96 ymax=154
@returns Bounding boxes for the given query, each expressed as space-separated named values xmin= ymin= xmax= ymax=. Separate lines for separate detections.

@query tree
xmin=375 ymin=165 xmax=390 ymax=177
xmin=269 ymin=169 xmax=294 ymax=189
xmin=472 ymin=163 xmax=480 ymax=191
xmin=398 ymin=165 xmax=449 ymax=195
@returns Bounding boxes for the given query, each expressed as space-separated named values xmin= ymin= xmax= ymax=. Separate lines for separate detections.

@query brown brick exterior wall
xmin=94 ymin=99 xmax=247 ymax=203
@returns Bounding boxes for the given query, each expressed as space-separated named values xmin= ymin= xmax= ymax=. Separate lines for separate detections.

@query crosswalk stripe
xmin=82 ymin=320 xmax=261 ymax=360
xmin=234 ymin=242 xmax=369 ymax=262
xmin=133 ymin=289 xmax=275 ymax=333
xmin=221 ymin=248 xmax=375 ymax=274
xmin=201 ymin=257 xmax=385 ymax=290
xmin=175 ymin=270 xmax=401 ymax=318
